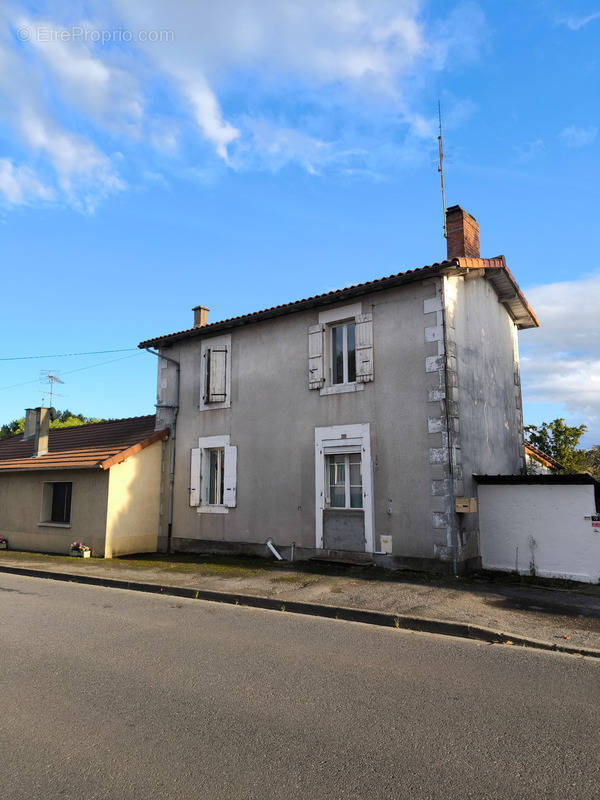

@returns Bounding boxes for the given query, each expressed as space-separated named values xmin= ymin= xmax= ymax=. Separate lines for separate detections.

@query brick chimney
xmin=446 ymin=205 xmax=480 ymax=259
xmin=22 ymin=407 xmax=56 ymax=457
xmin=192 ymin=305 xmax=210 ymax=328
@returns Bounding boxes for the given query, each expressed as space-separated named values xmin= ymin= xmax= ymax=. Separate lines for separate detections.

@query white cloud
xmin=559 ymin=125 xmax=598 ymax=148
xmin=22 ymin=18 xmax=144 ymax=132
xmin=180 ymin=76 xmax=240 ymax=161
xmin=514 ymin=138 xmax=546 ymax=163
xmin=0 ymin=18 xmax=124 ymax=210
xmin=0 ymin=1 xmax=489 ymax=205
xmin=0 ymin=159 xmax=53 ymax=204
xmin=519 ymin=273 xmax=600 ymax=442
xmin=556 ymin=11 xmax=600 ymax=30
xmin=239 ymin=119 xmax=331 ymax=174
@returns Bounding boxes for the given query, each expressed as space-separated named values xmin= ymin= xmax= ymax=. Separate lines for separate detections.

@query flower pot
xmin=0 ymin=542 xmax=7 ymax=550
xmin=70 ymin=549 xmax=91 ymax=558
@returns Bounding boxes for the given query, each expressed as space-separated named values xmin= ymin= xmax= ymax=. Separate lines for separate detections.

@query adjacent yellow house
xmin=0 ymin=409 xmax=168 ymax=558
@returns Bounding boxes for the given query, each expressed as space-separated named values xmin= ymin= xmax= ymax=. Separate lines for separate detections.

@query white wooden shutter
xmin=223 ymin=445 xmax=237 ymax=507
xmin=355 ymin=313 xmax=374 ymax=382
xmin=308 ymin=324 xmax=325 ymax=389
xmin=190 ymin=448 xmax=201 ymax=506
xmin=208 ymin=348 xmax=227 ymax=402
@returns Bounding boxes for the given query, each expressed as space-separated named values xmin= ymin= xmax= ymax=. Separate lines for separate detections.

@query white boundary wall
xmin=478 ymin=483 xmax=600 ymax=583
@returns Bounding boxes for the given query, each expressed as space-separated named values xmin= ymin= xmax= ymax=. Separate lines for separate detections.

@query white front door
xmin=314 ymin=424 xmax=374 ymax=552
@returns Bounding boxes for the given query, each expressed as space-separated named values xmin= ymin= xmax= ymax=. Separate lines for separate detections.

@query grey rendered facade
xmin=140 ymin=207 xmax=537 ymax=571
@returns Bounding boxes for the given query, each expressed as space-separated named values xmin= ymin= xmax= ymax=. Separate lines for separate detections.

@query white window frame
xmin=191 ymin=434 xmax=237 ymax=514
xmin=314 ymin=424 xmax=374 ymax=552
xmin=325 ymin=452 xmax=363 ymax=510
xmin=199 ymin=334 xmax=232 ymax=410
xmin=318 ymin=303 xmax=366 ymax=396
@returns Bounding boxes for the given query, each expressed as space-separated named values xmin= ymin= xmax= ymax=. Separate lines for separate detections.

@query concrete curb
xmin=1 ymin=563 xmax=599 ymax=659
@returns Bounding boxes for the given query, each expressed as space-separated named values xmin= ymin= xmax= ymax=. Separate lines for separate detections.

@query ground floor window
xmin=41 ymin=481 xmax=72 ymax=524
xmin=326 ymin=453 xmax=362 ymax=509
xmin=208 ymin=447 xmax=225 ymax=506
xmin=190 ymin=435 xmax=238 ymax=511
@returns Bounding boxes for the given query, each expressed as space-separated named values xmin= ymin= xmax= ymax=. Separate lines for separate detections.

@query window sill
xmin=197 ymin=506 xmax=229 ymax=515
xmin=324 ymin=507 xmax=364 ymax=513
xmin=38 ymin=522 xmax=71 ymax=528
xmin=320 ymin=383 xmax=365 ymax=396
xmin=199 ymin=401 xmax=231 ymax=411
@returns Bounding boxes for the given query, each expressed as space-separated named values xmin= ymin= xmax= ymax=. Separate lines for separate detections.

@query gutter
xmin=145 ymin=348 xmax=180 ymax=555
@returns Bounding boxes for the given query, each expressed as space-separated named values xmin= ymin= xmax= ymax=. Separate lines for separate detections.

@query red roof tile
xmin=138 ymin=256 xmax=537 ymax=349
xmin=0 ymin=415 xmax=168 ymax=472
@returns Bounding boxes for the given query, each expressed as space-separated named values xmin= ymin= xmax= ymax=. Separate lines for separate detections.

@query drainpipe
xmin=440 ymin=278 xmax=459 ymax=578
xmin=145 ymin=348 xmax=180 ymax=555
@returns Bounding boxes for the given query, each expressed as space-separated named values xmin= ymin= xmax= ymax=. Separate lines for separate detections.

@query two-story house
xmin=138 ymin=206 xmax=538 ymax=572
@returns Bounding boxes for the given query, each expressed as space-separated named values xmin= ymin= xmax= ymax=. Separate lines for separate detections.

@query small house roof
xmin=0 ymin=415 xmax=167 ymax=472
xmin=524 ymin=441 xmax=564 ymax=472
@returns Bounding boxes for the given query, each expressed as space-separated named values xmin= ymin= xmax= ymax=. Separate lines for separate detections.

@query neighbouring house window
xmin=331 ymin=322 xmax=356 ymax=385
xmin=208 ymin=448 xmax=225 ymax=505
xmin=190 ymin=435 xmax=237 ymax=511
xmin=41 ymin=481 xmax=72 ymax=525
xmin=200 ymin=335 xmax=232 ymax=410
xmin=326 ymin=453 xmax=362 ymax=509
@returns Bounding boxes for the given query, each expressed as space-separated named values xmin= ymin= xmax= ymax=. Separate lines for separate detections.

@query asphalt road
xmin=1 ymin=573 xmax=598 ymax=800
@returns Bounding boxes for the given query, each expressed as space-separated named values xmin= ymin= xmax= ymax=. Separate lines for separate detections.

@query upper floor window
xmin=200 ymin=334 xmax=232 ymax=410
xmin=331 ymin=321 xmax=356 ymax=385
xmin=308 ymin=304 xmax=373 ymax=394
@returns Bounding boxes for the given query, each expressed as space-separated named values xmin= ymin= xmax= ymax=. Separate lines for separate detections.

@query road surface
xmin=1 ymin=572 xmax=598 ymax=799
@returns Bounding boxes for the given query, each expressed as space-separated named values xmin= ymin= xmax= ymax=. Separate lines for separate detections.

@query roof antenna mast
xmin=437 ymin=100 xmax=447 ymax=239
xmin=40 ymin=370 xmax=65 ymax=408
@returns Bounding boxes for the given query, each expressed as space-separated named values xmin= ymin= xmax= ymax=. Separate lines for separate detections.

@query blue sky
xmin=1 ymin=1 xmax=599 ymax=444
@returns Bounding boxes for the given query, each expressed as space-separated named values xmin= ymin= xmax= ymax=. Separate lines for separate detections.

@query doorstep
xmin=309 ymin=549 xmax=374 ymax=567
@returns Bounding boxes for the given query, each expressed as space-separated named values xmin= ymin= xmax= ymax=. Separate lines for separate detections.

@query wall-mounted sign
xmin=592 ymin=514 xmax=600 ymax=529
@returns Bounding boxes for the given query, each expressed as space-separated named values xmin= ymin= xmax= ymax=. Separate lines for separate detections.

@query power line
xmin=0 ymin=353 xmax=143 ymax=392
xmin=0 ymin=347 xmax=138 ymax=362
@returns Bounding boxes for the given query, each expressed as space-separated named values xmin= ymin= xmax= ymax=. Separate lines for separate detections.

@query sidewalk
xmin=1 ymin=551 xmax=599 ymax=655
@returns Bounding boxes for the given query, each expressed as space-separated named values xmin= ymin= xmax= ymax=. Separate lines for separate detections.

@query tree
xmin=585 ymin=446 xmax=600 ymax=481
xmin=524 ymin=418 xmax=589 ymax=474
xmin=0 ymin=409 xmax=103 ymax=439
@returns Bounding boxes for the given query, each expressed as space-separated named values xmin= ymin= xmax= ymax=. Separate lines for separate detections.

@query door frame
xmin=314 ymin=423 xmax=374 ymax=552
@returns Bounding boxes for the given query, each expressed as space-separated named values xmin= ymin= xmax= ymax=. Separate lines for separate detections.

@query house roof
xmin=475 ymin=474 xmax=597 ymax=485
xmin=0 ymin=415 xmax=168 ymax=472
xmin=524 ymin=441 xmax=563 ymax=472
xmin=138 ymin=255 xmax=538 ymax=349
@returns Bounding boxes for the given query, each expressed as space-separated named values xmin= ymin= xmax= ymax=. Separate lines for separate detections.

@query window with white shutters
xmin=309 ymin=305 xmax=374 ymax=392
xmin=190 ymin=436 xmax=237 ymax=512
xmin=200 ymin=335 xmax=231 ymax=410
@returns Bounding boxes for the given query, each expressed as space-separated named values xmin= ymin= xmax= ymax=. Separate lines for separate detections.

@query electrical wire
xmin=0 ymin=347 xmax=138 ymax=361
xmin=0 ymin=353 xmax=143 ymax=392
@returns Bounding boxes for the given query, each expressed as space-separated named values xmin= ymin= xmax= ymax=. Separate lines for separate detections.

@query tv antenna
xmin=437 ymin=100 xmax=447 ymax=239
xmin=40 ymin=370 xmax=65 ymax=407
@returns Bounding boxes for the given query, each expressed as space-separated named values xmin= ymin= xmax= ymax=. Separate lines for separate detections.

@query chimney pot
xmin=446 ymin=205 xmax=480 ymax=260
xmin=23 ymin=407 xmax=56 ymax=457
xmin=192 ymin=305 xmax=210 ymax=328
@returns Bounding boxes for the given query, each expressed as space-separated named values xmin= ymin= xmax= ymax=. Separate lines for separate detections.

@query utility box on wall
xmin=455 ymin=497 xmax=477 ymax=513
